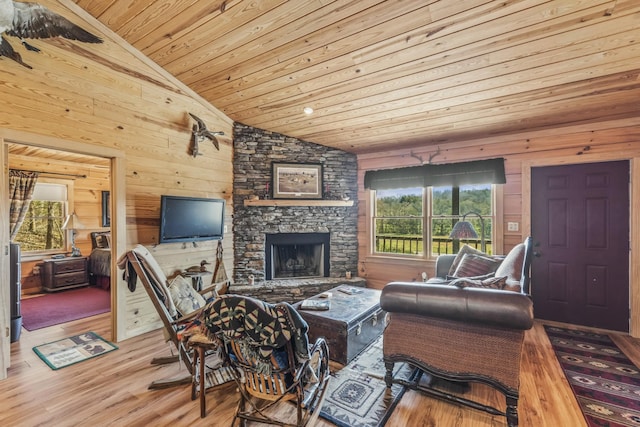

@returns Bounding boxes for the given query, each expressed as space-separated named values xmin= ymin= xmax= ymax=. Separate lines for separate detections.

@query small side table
xmin=40 ymin=256 xmax=89 ymax=292
xmin=182 ymin=271 xmax=212 ymax=291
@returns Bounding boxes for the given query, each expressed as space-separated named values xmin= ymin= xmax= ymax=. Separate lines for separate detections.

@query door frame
xmin=522 ymin=153 xmax=640 ymax=337
xmin=0 ymin=128 xmax=126 ymax=380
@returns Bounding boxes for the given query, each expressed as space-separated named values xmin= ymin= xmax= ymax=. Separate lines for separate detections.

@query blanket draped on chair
xmin=197 ymin=295 xmax=310 ymax=374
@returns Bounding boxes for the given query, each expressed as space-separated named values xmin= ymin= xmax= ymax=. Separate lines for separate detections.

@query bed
xmin=89 ymin=231 xmax=111 ymax=290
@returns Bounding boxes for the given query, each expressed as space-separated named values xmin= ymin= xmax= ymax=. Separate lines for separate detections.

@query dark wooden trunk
xmin=296 ymin=285 xmax=384 ymax=365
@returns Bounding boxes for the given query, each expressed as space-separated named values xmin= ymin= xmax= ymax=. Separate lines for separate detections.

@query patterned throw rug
xmin=33 ymin=331 xmax=118 ymax=370
xmin=319 ymin=336 xmax=416 ymax=427
xmin=544 ymin=325 xmax=640 ymax=426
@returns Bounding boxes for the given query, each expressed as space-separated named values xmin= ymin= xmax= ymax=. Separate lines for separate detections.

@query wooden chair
xmin=198 ymin=294 xmax=331 ymax=427
xmin=187 ymin=332 xmax=235 ymax=418
xmin=119 ymin=244 xmax=228 ymax=390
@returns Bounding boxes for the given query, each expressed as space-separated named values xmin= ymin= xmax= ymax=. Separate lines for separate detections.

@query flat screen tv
xmin=159 ymin=195 xmax=225 ymax=243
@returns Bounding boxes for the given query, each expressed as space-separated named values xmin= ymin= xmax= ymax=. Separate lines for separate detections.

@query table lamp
xmin=62 ymin=212 xmax=84 ymax=257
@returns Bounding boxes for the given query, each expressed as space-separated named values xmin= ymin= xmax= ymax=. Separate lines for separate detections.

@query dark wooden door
xmin=531 ymin=161 xmax=629 ymax=332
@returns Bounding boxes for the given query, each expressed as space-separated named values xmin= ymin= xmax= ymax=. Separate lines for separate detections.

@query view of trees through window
xmin=374 ymin=187 xmax=423 ymax=255
xmin=14 ymin=200 xmax=65 ymax=251
xmin=374 ymin=184 xmax=492 ymax=256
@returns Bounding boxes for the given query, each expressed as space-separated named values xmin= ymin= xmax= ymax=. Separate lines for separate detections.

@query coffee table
xmin=295 ymin=284 xmax=385 ymax=365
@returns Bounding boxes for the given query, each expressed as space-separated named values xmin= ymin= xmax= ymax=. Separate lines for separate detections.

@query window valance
xmin=363 ymin=165 xmax=425 ymax=190
xmin=364 ymin=158 xmax=506 ymax=190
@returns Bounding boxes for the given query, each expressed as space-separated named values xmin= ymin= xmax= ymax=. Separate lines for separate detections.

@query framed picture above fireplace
xmin=272 ymin=163 xmax=323 ymax=199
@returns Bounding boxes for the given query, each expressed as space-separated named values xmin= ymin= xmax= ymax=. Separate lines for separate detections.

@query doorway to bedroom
xmin=7 ymin=143 xmax=113 ymax=337
xmin=7 ymin=142 xmax=111 ymax=339
xmin=1 ymin=128 xmax=126 ymax=379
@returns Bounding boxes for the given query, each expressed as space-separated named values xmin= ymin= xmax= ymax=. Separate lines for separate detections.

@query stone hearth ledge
xmin=229 ymin=277 xmax=367 ymax=304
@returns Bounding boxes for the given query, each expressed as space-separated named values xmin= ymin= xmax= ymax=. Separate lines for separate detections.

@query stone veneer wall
xmin=233 ymin=123 xmax=359 ymax=291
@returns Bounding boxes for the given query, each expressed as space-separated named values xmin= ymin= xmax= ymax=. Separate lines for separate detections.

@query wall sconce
xmin=449 ymin=212 xmax=486 ymax=252
xmin=62 ymin=212 xmax=85 ymax=257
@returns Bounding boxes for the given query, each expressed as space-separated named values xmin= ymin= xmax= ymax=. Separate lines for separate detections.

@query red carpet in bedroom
xmin=21 ymin=287 xmax=111 ymax=331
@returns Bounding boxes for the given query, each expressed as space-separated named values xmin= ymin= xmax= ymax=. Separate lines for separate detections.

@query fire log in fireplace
xmin=265 ymin=233 xmax=330 ymax=280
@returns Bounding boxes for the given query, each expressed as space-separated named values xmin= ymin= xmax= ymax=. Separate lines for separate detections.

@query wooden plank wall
xmin=0 ymin=0 xmax=234 ymax=342
xmin=357 ymin=118 xmax=640 ymax=336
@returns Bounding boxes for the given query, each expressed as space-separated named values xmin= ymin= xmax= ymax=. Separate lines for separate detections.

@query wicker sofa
xmin=380 ymin=237 xmax=533 ymax=427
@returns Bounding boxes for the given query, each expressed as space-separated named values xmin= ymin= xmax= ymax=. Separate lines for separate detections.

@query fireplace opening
xmin=265 ymin=233 xmax=330 ymax=280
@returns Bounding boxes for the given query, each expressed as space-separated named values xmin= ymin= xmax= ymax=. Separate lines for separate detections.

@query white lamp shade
xmin=62 ymin=212 xmax=85 ymax=230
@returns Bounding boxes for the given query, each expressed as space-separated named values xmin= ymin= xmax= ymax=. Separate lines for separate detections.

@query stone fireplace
xmin=232 ymin=123 xmax=360 ymax=301
xmin=265 ymin=232 xmax=330 ymax=280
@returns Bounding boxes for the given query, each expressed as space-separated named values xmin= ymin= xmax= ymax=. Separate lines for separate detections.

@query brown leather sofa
xmin=380 ymin=237 xmax=533 ymax=427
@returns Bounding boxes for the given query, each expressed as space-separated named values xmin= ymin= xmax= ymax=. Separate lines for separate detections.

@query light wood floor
xmin=3 ymin=314 xmax=639 ymax=426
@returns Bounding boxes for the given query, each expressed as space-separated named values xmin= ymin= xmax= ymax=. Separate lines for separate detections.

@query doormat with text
xmin=33 ymin=331 xmax=118 ymax=370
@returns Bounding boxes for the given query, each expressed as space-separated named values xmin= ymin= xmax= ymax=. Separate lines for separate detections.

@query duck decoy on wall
xmin=188 ymin=112 xmax=224 ymax=157
xmin=0 ymin=0 xmax=103 ymax=69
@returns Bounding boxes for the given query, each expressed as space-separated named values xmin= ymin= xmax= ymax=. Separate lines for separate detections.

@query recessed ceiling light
xmin=303 ymin=107 xmax=314 ymax=115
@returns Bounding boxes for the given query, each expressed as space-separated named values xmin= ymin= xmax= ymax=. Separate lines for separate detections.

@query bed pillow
xmin=95 ymin=232 xmax=110 ymax=249
xmin=168 ymin=275 xmax=206 ymax=316
xmin=451 ymin=253 xmax=501 ymax=278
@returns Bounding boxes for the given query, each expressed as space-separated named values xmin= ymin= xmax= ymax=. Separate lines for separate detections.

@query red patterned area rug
xmin=544 ymin=325 xmax=640 ymax=426
xmin=22 ymin=287 xmax=110 ymax=331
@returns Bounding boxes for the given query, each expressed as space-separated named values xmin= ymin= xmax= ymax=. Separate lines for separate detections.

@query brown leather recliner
xmin=380 ymin=237 xmax=533 ymax=427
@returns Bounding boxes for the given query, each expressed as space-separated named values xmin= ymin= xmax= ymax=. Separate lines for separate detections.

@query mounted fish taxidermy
xmin=0 ymin=0 xmax=102 ymax=69
xmin=188 ymin=112 xmax=224 ymax=157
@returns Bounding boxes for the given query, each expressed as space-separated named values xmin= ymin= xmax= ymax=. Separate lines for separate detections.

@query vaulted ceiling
xmin=71 ymin=0 xmax=640 ymax=153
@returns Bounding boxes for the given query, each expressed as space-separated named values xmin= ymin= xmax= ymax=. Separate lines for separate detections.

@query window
xmin=372 ymin=184 xmax=495 ymax=257
xmin=373 ymin=188 xmax=424 ymax=255
xmin=431 ymin=184 xmax=493 ymax=255
xmin=14 ymin=181 xmax=69 ymax=253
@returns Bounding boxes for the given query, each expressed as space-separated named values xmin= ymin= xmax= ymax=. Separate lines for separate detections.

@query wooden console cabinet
xmin=40 ymin=257 xmax=89 ymax=292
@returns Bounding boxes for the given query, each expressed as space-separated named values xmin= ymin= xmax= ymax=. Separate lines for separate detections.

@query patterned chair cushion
xmin=168 ymin=275 xmax=206 ymax=316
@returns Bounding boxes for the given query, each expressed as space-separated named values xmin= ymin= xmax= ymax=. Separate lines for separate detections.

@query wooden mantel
xmin=243 ymin=199 xmax=354 ymax=207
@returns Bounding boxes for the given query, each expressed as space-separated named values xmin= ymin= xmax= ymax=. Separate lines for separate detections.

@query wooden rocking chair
xmin=198 ymin=294 xmax=331 ymax=427
xmin=119 ymin=244 xmax=229 ymax=390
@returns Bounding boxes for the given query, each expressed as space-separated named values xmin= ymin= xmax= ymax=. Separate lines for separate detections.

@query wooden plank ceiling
xmin=71 ymin=0 xmax=640 ymax=153
xmin=7 ymin=143 xmax=110 ymax=168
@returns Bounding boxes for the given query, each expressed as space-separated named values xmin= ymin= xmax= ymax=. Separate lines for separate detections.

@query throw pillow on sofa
xmin=494 ymin=242 xmax=525 ymax=285
xmin=451 ymin=253 xmax=501 ymax=278
xmin=449 ymin=275 xmax=508 ymax=290
xmin=447 ymin=244 xmax=490 ymax=276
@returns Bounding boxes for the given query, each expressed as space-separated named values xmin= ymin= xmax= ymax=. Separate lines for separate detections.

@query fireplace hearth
xmin=265 ymin=233 xmax=330 ymax=280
